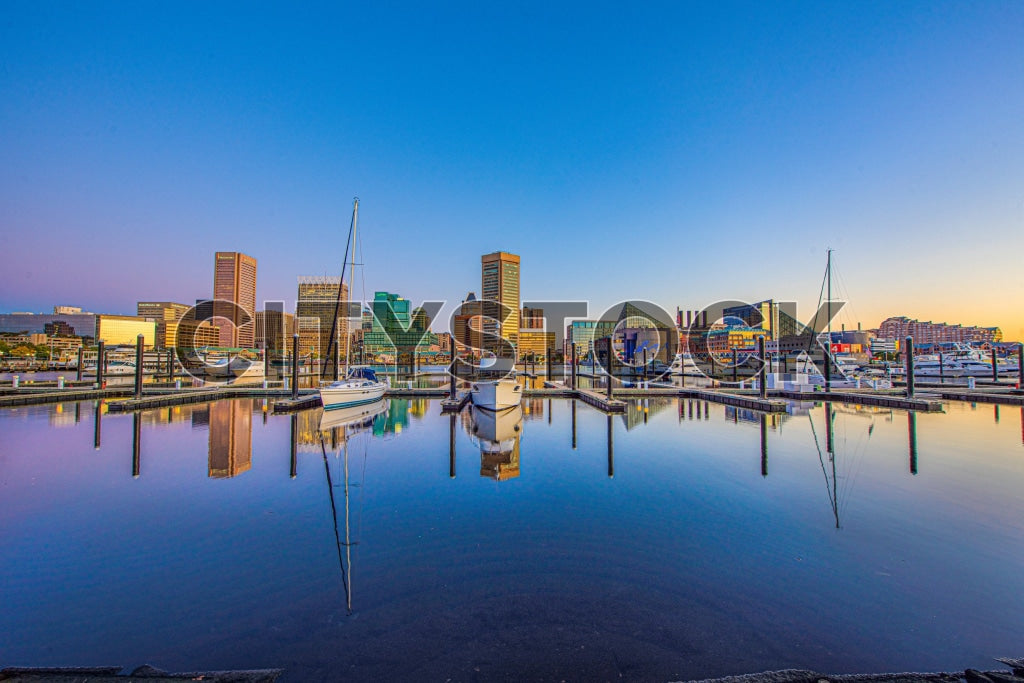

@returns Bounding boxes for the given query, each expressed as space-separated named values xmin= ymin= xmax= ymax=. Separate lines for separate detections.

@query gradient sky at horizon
xmin=2 ymin=2 xmax=1023 ymax=338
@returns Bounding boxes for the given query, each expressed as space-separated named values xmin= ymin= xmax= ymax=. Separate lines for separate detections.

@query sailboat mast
xmin=344 ymin=201 xmax=358 ymax=378
xmin=323 ymin=198 xmax=358 ymax=381
xmin=827 ymin=249 xmax=832 ymax=344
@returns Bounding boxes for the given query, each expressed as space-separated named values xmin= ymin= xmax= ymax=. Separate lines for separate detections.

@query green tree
xmin=10 ymin=345 xmax=35 ymax=358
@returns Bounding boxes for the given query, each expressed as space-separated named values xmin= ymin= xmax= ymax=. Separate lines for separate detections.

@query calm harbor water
xmin=2 ymin=397 xmax=1023 ymax=681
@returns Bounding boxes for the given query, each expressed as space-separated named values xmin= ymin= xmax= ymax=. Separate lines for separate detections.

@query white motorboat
xmin=205 ymin=357 xmax=232 ymax=377
xmin=83 ymin=360 xmax=137 ymax=376
xmin=470 ymin=378 xmax=523 ymax=411
xmin=230 ymin=356 xmax=265 ymax=378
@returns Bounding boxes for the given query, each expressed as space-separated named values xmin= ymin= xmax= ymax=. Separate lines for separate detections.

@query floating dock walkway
xmin=3 ymin=376 xmax=1023 ymax=415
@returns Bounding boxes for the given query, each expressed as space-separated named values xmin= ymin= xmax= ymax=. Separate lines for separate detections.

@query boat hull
xmin=319 ymin=383 xmax=387 ymax=410
xmin=470 ymin=379 xmax=523 ymax=411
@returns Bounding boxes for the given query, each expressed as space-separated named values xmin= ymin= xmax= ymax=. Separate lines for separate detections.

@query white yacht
xmin=230 ymin=356 xmax=265 ymax=378
xmin=470 ymin=378 xmax=523 ymax=411
xmin=83 ymin=359 xmax=137 ymax=376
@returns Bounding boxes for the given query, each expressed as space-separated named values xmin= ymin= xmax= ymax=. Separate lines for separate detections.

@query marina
xmin=3 ymin=395 xmax=1024 ymax=682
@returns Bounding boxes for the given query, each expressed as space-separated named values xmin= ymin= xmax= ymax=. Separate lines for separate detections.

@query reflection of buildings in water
xmin=784 ymin=401 xmax=816 ymax=416
xmin=140 ymin=404 xmax=198 ymax=427
xmin=191 ymin=406 xmax=210 ymax=429
xmin=724 ymin=406 xmax=787 ymax=431
xmin=522 ymin=397 xmax=545 ymax=421
xmin=464 ymin=405 xmax=523 ymax=481
xmin=208 ymin=399 xmax=253 ymax=478
xmin=621 ymin=398 xmax=673 ymax=430
xmin=49 ymin=402 xmax=78 ymax=427
xmin=373 ymin=398 xmax=409 ymax=436
xmin=295 ymin=407 xmax=329 ymax=452
xmin=408 ymin=399 xmax=428 ymax=419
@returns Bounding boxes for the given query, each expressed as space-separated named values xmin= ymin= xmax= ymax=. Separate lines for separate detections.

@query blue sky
xmin=2 ymin=2 xmax=1023 ymax=337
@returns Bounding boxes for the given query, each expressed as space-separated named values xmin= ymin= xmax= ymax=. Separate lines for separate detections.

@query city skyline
xmin=2 ymin=3 xmax=1022 ymax=338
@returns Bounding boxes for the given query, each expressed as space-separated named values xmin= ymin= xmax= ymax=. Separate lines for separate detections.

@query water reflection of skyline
xmin=78 ymin=397 xmax=1024 ymax=502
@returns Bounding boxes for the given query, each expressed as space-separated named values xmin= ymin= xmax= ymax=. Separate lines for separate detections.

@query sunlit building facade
xmin=213 ymin=251 xmax=257 ymax=348
xmin=94 ymin=315 xmax=157 ymax=347
xmin=481 ymin=251 xmax=519 ymax=355
xmin=296 ymin=277 xmax=349 ymax=366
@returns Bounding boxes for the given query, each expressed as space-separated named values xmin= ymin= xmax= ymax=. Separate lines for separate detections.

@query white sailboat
xmin=318 ymin=198 xmax=388 ymax=411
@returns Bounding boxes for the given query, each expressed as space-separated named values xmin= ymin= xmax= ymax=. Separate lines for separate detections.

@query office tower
xmin=481 ymin=251 xmax=520 ymax=353
xmin=255 ymin=309 xmax=296 ymax=351
xmin=296 ymin=276 xmax=349 ymax=372
xmin=213 ymin=251 xmax=257 ymax=348
xmin=454 ymin=292 xmax=483 ymax=356
xmin=362 ymin=291 xmax=436 ymax=362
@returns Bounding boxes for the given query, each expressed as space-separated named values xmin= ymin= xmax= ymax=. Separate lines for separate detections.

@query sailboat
xmin=319 ymin=198 xmax=388 ymax=411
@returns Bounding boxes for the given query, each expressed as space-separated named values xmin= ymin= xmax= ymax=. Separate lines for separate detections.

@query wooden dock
xmin=772 ymin=388 xmax=945 ymax=412
xmin=5 ymin=375 xmax=1024 ymax=415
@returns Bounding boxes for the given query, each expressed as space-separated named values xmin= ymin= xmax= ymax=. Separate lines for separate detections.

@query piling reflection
xmin=571 ymin=399 xmax=577 ymax=449
xmin=132 ymin=412 xmax=141 ymax=478
xmin=463 ymin=405 xmax=523 ymax=481
xmin=449 ymin=414 xmax=456 ymax=478
xmin=760 ymin=413 xmax=767 ymax=477
xmin=93 ymin=400 xmax=103 ymax=449
xmin=607 ymin=413 xmax=614 ymax=478
xmin=908 ymin=411 xmax=918 ymax=475
xmin=290 ymin=414 xmax=298 ymax=479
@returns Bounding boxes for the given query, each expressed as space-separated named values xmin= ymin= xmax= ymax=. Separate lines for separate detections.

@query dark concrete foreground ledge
xmin=678 ymin=658 xmax=1024 ymax=683
xmin=0 ymin=664 xmax=283 ymax=682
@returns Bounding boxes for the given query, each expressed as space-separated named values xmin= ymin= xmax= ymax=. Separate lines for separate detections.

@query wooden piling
xmin=96 ymin=341 xmax=106 ymax=389
xmin=134 ymin=334 xmax=144 ymax=399
xmin=291 ymin=334 xmax=300 ymax=400
xmin=905 ymin=336 xmax=915 ymax=398
xmin=570 ymin=342 xmax=577 ymax=391
xmin=76 ymin=347 xmax=84 ymax=381
xmin=992 ymin=347 xmax=999 ymax=381
xmin=758 ymin=336 xmax=767 ymax=399
xmin=1019 ymin=343 xmax=1024 ymax=387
